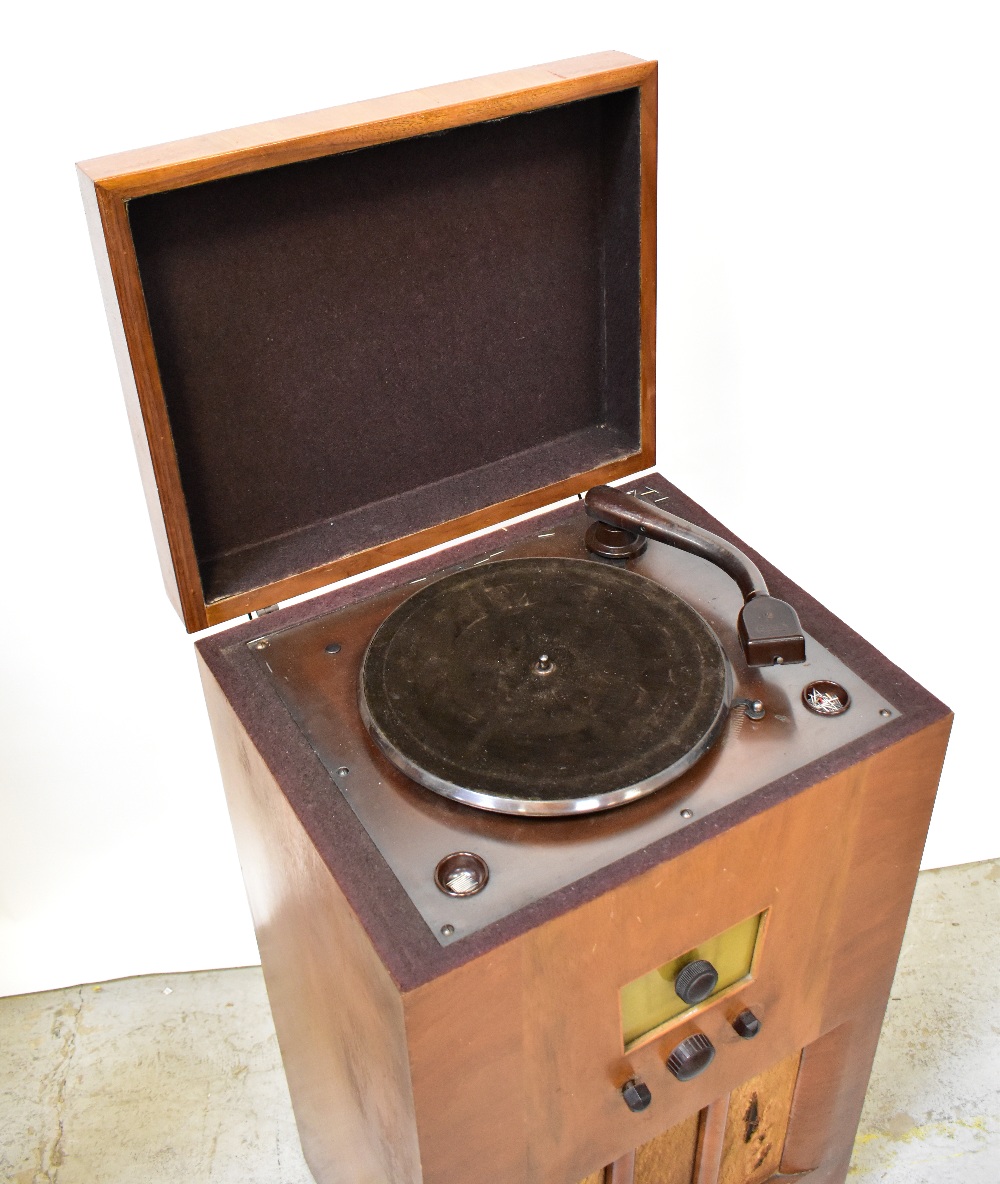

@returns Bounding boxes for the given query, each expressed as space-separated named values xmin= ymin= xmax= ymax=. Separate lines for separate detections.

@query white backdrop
xmin=2 ymin=2 xmax=997 ymax=997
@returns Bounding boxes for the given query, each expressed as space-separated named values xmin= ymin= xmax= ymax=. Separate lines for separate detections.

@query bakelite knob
xmin=666 ymin=1033 xmax=716 ymax=1082
xmin=674 ymin=959 xmax=719 ymax=1005
xmin=732 ymin=1009 xmax=762 ymax=1039
xmin=621 ymin=1077 xmax=652 ymax=1112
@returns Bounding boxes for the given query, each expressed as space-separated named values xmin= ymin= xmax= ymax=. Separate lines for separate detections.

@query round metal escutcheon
xmin=435 ymin=852 xmax=490 ymax=897
xmin=802 ymin=680 xmax=851 ymax=716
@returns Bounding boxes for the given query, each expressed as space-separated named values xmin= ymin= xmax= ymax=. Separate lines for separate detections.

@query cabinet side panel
xmin=779 ymin=714 xmax=953 ymax=1180
xmin=199 ymin=656 xmax=422 ymax=1184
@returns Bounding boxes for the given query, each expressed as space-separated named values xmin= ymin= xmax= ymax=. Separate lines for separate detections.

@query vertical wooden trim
xmin=78 ymin=169 xmax=206 ymax=628
xmin=694 ymin=1098 xmax=729 ymax=1184
xmin=607 ymin=1149 xmax=636 ymax=1184
xmin=94 ymin=183 xmax=208 ymax=630
xmin=637 ymin=64 xmax=658 ymax=467
xmin=79 ymin=172 xmax=208 ymax=630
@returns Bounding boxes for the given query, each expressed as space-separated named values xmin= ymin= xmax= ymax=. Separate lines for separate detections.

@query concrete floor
xmin=2 ymin=860 xmax=997 ymax=1184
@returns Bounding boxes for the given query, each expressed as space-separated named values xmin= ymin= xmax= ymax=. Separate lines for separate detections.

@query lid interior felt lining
xmin=127 ymin=89 xmax=643 ymax=604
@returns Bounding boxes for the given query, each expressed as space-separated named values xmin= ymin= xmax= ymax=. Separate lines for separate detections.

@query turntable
xmin=79 ymin=53 xmax=951 ymax=1184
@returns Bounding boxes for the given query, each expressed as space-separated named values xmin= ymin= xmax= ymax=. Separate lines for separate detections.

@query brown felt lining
xmin=196 ymin=475 xmax=952 ymax=993
xmin=128 ymin=90 xmax=642 ymax=605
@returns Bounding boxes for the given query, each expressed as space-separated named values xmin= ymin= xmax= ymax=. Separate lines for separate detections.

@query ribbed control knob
xmin=674 ymin=959 xmax=719 ymax=1004
xmin=732 ymin=1008 xmax=762 ymax=1039
xmin=621 ymin=1077 xmax=652 ymax=1112
xmin=666 ymin=1033 xmax=716 ymax=1082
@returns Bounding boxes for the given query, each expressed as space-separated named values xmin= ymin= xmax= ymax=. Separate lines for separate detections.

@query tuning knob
xmin=674 ymin=959 xmax=719 ymax=1004
xmin=621 ymin=1077 xmax=652 ymax=1112
xmin=732 ymin=1008 xmax=762 ymax=1039
xmin=666 ymin=1033 xmax=716 ymax=1082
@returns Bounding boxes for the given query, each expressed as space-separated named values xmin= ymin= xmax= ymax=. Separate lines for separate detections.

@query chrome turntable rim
xmin=359 ymin=557 xmax=733 ymax=816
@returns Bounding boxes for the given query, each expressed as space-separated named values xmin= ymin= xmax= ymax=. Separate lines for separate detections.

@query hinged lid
xmin=79 ymin=52 xmax=657 ymax=631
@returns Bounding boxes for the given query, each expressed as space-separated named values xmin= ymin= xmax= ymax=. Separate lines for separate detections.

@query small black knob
xmin=732 ymin=1008 xmax=762 ymax=1039
xmin=666 ymin=1033 xmax=716 ymax=1082
xmin=621 ymin=1077 xmax=652 ymax=1112
xmin=674 ymin=959 xmax=719 ymax=1004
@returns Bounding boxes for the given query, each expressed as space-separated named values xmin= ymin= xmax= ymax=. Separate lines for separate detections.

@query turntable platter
xmin=359 ymin=557 xmax=732 ymax=814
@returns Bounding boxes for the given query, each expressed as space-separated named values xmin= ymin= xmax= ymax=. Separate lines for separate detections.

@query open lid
xmin=78 ymin=52 xmax=657 ymax=632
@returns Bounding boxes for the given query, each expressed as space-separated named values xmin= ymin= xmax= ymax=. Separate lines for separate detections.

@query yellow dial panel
xmin=621 ymin=911 xmax=765 ymax=1048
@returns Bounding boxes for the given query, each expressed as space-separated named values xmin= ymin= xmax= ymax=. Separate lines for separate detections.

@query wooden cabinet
xmin=200 ymin=629 xmax=949 ymax=1184
xmin=80 ymin=47 xmax=950 ymax=1184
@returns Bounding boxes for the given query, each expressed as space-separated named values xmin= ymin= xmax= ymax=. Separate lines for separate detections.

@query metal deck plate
xmin=248 ymin=510 xmax=898 ymax=946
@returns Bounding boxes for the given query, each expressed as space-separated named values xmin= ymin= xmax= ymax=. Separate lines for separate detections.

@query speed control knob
xmin=666 ymin=1033 xmax=716 ymax=1082
xmin=674 ymin=959 xmax=719 ymax=1004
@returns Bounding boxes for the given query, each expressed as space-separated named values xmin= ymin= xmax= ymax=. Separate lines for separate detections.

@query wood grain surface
xmin=79 ymin=52 xmax=653 ymax=193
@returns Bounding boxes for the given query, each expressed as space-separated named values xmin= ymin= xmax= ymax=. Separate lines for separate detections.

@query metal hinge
xmin=248 ymin=603 xmax=281 ymax=620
